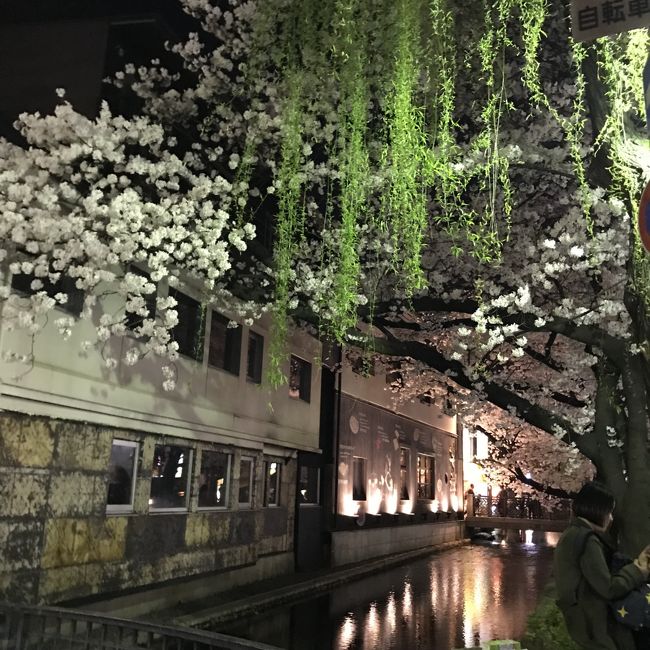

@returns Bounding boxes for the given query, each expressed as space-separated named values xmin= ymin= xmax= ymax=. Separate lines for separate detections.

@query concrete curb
xmin=175 ymin=540 xmax=466 ymax=629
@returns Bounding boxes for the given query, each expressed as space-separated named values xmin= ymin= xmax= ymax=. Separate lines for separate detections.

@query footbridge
xmin=465 ymin=494 xmax=571 ymax=532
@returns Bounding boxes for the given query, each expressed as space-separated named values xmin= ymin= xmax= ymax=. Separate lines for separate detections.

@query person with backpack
xmin=553 ymin=481 xmax=650 ymax=650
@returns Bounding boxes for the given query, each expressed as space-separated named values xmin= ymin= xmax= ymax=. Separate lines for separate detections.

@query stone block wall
xmin=0 ymin=411 xmax=296 ymax=604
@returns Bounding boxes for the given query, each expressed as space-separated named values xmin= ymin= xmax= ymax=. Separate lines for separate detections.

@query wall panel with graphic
xmin=337 ymin=394 xmax=460 ymax=519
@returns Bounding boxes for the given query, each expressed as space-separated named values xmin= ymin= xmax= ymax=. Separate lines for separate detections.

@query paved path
xmin=168 ymin=540 xmax=465 ymax=629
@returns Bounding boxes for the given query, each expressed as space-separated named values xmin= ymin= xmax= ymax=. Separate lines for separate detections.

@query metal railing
xmin=0 ymin=603 xmax=281 ymax=650
xmin=471 ymin=494 xmax=571 ymax=520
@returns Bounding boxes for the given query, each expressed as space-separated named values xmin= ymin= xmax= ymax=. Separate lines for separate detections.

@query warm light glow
xmin=342 ymin=495 xmax=359 ymax=517
xmin=450 ymin=494 xmax=459 ymax=511
xmin=337 ymin=615 xmax=356 ymax=647
xmin=365 ymin=602 xmax=380 ymax=641
xmin=366 ymin=482 xmax=382 ymax=515
xmin=441 ymin=497 xmax=449 ymax=511
xmin=386 ymin=592 xmax=397 ymax=634
xmin=384 ymin=488 xmax=398 ymax=514
xmin=430 ymin=499 xmax=439 ymax=512
xmin=400 ymin=500 xmax=413 ymax=514
xmin=524 ymin=529 xmax=534 ymax=545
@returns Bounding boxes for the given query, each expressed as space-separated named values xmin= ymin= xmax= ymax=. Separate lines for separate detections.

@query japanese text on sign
xmin=571 ymin=0 xmax=650 ymax=40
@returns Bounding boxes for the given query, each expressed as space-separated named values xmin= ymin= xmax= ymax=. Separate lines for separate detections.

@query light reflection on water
xmin=219 ymin=539 xmax=555 ymax=650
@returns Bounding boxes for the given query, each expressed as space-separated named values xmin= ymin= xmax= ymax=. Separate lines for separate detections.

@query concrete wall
xmin=0 ymin=307 xmax=322 ymax=455
xmin=331 ymin=520 xmax=464 ymax=566
xmin=340 ymin=361 xmax=457 ymax=434
xmin=0 ymin=411 xmax=296 ymax=605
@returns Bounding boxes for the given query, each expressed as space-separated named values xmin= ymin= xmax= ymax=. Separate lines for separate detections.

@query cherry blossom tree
xmin=0 ymin=0 xmax=649 ymax=549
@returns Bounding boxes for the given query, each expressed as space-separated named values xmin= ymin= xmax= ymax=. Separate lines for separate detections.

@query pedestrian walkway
xmin=164 ymin=540 xmax=464 ymax=630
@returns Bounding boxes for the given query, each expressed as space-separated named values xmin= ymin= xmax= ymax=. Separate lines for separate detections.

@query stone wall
xmin=0 ymin=411 xmax=296 ymax=604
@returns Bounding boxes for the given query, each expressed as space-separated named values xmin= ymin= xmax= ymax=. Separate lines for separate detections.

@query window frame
xmin=106 ymin=439 xmax=139 ymax=514
xmin=238 ymin=456 xmax=255 ymax=508
xmin=352 ymin=456 xmax=367 ymax=501
xmin=417 ymin=453 xmax=435 ymax=501
xmin=289 ymin=354 xmax=311 ymax=403
xmin=11 ymin=267 xmax=84 ymax=317
xmin=246 ymin=331 xmax=264 ymax=384
xmin=197 ymin=449 xmax=232 ymax=510
xmin=168 ymin=288 xmax=205 ymax=362
xmin=263 ymin=459 xmax=281 ymax=507
xmin=124 ymin=265 xmax=157 ymax=335
xmin=207 ymin=311 xmax=242 ymax=376
xmin=399 ymin=447 xmax=410 ymax=501
xmin=148 ymin=444 xmax=193 ymax=513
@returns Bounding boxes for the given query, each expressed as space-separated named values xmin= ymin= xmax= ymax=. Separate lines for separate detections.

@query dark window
xmin=125 ymin=266 xmax=157 ymax=332
xmin=238 ymin=456 xmax=254 ymax=507
xmin=149 ymin=444 xmax=191 ymax=510
xmin=352 ymin=457 xmax=366 ymax=501
xmin=289 ymin=355 xmax=311 ymax=402
xmin=246 ymin=331 xmax=264 ymax=383
xmin=417 ymin=454 xmax=435 ymax=500
xmin=470 ymin=435 xmax=478 ymax=460
xmin=264 ymin=460 xmax=280 ymax=507
xmin=400 ymin=448 xmax=410 ymax=501
xmin=11 ymin=270 xmax=84 ymax=317
xmin=208 ymin=312 xmax=242 ymax=375
xmin=298 ymin=465 xmax=320 ymax=505
xmin=107 ymin=439 xmax=138 ymax=512
xmin=169 ymin=289 xmax=204 ymax=361
xmin=198 ymin=450 xmax=230 ymax=508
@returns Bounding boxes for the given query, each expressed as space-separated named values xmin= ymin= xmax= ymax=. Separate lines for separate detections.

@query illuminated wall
xmin=337 ymin=395 xmax=460 ymax=518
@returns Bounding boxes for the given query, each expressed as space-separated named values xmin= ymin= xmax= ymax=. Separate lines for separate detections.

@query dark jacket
xmin=554 ymin=519 xmax=646 ymax=650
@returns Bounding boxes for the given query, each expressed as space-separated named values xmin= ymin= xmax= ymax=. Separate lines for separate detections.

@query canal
xmin=218 ymin=535 xmax=557 ymax=650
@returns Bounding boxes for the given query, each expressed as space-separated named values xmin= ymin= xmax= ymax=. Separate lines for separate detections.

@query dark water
xmin=219 ymin=535 xmax=557 ymax=650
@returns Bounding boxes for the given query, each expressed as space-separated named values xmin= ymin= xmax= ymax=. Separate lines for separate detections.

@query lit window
xmin=246 ymin=331 xmax=264 ymax=383
xmin=289 ymin=355 xmax=311 ymax=402
xmin=149 ymin=444 xmax=192 ymax=510
xmin=400 ymin=448 xmax=410 ymax=500
xmin=298 ymin=465 xmax=320 ymax=505
xmin=106 ymin=439 xmax=138 ymax=513
xmin=208 ymin=312 xmax=242 ymax=375
xmin=198 ymin=451 xmax=231 ymax=509
xmin=352 ymin=457 xmax=366 ymax=501
xmin=169 ymin=289 xmax=204 ymax=361
xmin=417 ymin=454 xmax=435 ymax=500
xmin=238 ymin=456 xmax=254 ymax=508
xmin=264 ymin=460 xmax=281 ymax=507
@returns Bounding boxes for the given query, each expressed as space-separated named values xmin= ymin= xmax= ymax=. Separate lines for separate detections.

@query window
xmin=289 ymin=355 xmax=311 ymax=402
xmin=417 ymin=454 xmax=435 ymax=500
xmin=169 ymin=289 xmax=204 ymax=361
xmin=106 ymin=439 xmax=138 ymax=513
xmin=238 ymin=456 xmax=254 ymax=507
xmin=246 ymin=331 xmax=264 ymax=383
xmin=124 ymin=266 xmax=157 ymax=333
xmin=11 ymin=269 xmax=84 ymax=317
xmin=264 ymin=460 xmax=281 ymax=507
xmin=149 ymin=444 xmax=192 ymax=510
xmin=298 ymin=465 xmax=320 ymax=505
xmin=198 ymin=450 xmax=231 ymax=509
xmin=400 ymin=448 xmax=410 ymax=501
xmin=352 ymin=457 xmax=366 ymax=501
xmin=470 ymin=434 xmax=478 ymax=460
xmin=208 ymin=312 xmax=242 ymax=375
